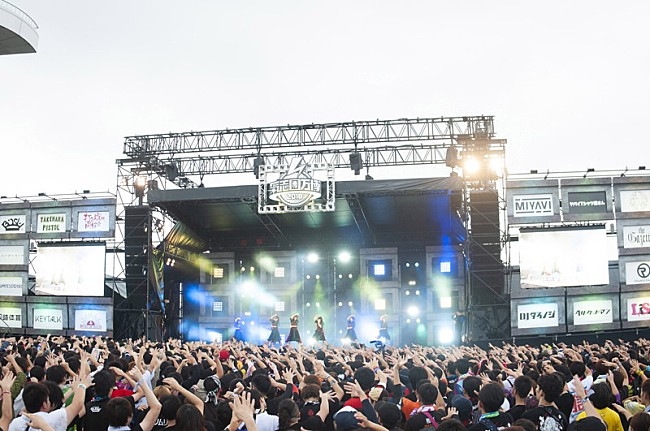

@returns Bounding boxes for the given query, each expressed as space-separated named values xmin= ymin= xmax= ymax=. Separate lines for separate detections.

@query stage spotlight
xmin=133 ymin=175 xmax=147 ymax=198
xmin=405 ymin=262 xmax=410 ymax=268
xmin=438 ymin=327 xmax=455 ymax=344
xmin=415 ymin=290 xmax=420 ymax=296
xmin=306 ymin=275 xmax=311 ymax=279
xmin=307 ymin=337 xmax=316 ymax=346
xmin=462 ymin=156 xmax=481 ymax=175
xmin=374 ymin=299 xmax=386 ymax=310
xmin=414 ymin=262 xmax=419 ymax=268
xmin=373 ymin=264 xmax=386 ymax=276
xmin=349 ymin=152 xmax=363 ymax=175
xmin=416 ymin=318 xmax=421 ymax=324
xmin=315 ymin=302 xmax=320 ymax=308
xmin=250 ymin=266 xmax=255 ymax=272
xmin=306 ymin=302 xmax=311 ymax=307
xmin=408 ymin=280 xmax=416 ymax=286
xmin=338 ymin=301 xmax=343 ymax=306
xmin=307 ymin=252 xmax=319 ymax=263
xmin=348 ymin=274 xmax=353 ymax=279
xmin=407 ymin=306 xmax=419 ymax=317
xmin=253 ymin=156 xmax=265 ymax=179
xmin=445 ymin=145 xmax=458 ymax=168
xmin=348 ymin=301 xmax=353 ymax=307
xmin=405 ymin=290 xmax=410 ymax=296
xmin=406 ymin=319 xmax=411 ymax=324
xmin=338 ymin=251 xmax=351 ymax=263
xmin=338 ymin=274 xmax=343 ymax=279
xmin=241 ymin=266 xmax=246 ymax=272
xmin=440 ymin=296 xmax=452 ymax=308
xmin=315 ymin=274 xmax=320 ymax=279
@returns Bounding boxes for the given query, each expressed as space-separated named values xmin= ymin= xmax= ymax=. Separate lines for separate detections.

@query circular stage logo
xmin=637 ymin=263 xmax=650 ymax=279
xmin=268 ymin=157 xmax=321 ymax=208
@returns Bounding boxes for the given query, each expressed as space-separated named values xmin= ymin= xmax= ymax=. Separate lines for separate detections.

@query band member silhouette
xmin=378 ymin=314 xmax=390 ymax=341
xmin=285 ymin=313 xmax=301 ymax=343
xmin=233 ymin=317 xmax=245 ymax=342
xmin=345 ymin=315 xmax=358 ymax=342
xmin=268 ymin=313 xmax=281 ymax=344
xmin=313 ymin=315 xmax=326 ymax=342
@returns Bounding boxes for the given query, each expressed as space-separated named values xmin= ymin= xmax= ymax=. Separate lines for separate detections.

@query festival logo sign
xmin=0 ymin=276 xmax=23 ymax=296
xmin=33 ymin=308 xmax=63 ymax=330
xmin=77 ymin=211 xmax=109 ymax=232
xmin=0 ymin=215 xmax=26 ymax=234
xmin=74 ymin=309 xmax=107 ymax=332
xmin=623 ymin=226 xmax=650 ymax=249
xmin=0 ymin=307 xmax=22 ymax=328
xmin=573 ymin=299 xmax=613 ymax=325
xmin=625 ymin=261 xmax=650 ymax=285
xmin=268 ymin=157 xmax=322 ymax=208
xmin=0 ymin=246 xmax=25 ymax=265
xmin=620 ymin=190 xmax=650 ymax=213
xmin=567 ymin=191 xmax=608 ymax=214
xmin=517 ymin=302 xmax=558 ymax=329
xmin=37 ymin=213 xmax=67 ymax=233
xmin=627 ymin=296 xmax=650 ymax=322
xmin=512 ymin=194 xmax=554 ymax=217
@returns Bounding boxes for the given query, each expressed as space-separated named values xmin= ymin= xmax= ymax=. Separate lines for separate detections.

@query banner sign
xmin=512 ymin=194 xmax=554 ymax=217
xmin=623 ymin=226 xmax=650 ymax=249
xmin=0 ymin=307 xmax=22 ymax=328
xmin=74 ymin=309 xmax=107 ymax=332
xmin=77 ymin=211 xmax=110 ymax=232
xmin=0 ymin=246 xmax=25 ymax=265
xmin=33 ymin=309 xmax=63 ymax=330
xmin=567 ymin=191 xmax=608 ymax=214
xmin=0 ymin=215 xmax=26 ymax=234
xmin=37 ymin=213 xmax=67 ymax=233
xmin=627 ymin=297 xmax=650 ymax=322
xmin=0 ymin=276 xmax=23 ymax=296
xmin=625 ymin=261 xmax=650 ymax=285
xmin=573 ymin=299 xmax=613 ymax=325
xmin=517 ymin=302 xmax=559 ymax=329
xmin=620 ymin=190 xmax=650 ymax=213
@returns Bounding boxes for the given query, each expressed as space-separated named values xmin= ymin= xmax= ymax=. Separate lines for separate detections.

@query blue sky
xmin=1 ymin=1 xmax=648 ymax=196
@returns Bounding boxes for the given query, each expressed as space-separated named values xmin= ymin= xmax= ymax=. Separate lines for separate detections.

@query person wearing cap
xmin=450 ymin=394 xmax=473 ymax=428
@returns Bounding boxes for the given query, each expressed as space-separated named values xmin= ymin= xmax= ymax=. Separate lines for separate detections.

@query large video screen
xmin=33 ymin=242 xmax=105 ymax=296
xmin=519 ymin=227 xmax=609 ymax=288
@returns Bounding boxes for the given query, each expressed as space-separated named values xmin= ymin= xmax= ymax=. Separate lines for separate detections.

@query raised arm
xmin=163 ymin=377 xmax=204 ymax=414
xmin=130 ymin=368 xmax=162 ymax=431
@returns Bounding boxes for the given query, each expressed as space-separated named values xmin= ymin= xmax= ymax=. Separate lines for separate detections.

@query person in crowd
xmin=508 ymin=375 xmax=534 ymax=421
xmin=522 ymin=373 xmax=568 ymax=431
xmin=468 ymin=383 xmax=513 ymax=431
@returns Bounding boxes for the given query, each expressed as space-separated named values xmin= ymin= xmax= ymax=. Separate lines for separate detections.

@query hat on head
xmin=334 ymin=406 xmax=361 ymax=431
xmin=219 ymin=350 xmax=230 ymax=361
xmin=451 ymin=395 xmax=472 ymax=420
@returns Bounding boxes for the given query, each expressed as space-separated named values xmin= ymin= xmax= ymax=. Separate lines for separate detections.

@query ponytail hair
xmin=278 ymin=399 xmax=299 ymax=430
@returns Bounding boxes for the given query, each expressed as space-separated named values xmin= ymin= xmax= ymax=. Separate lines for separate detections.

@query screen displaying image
xmin=33 ymin=242 xmax=105 ymax=296
xmin=519 ymin=227 xmax=609 ymax=288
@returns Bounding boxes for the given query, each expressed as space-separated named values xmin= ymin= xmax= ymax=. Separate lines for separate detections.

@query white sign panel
xmin=623 ymin=226 xmax=650 ymax=249
xmin=0 ymin=246 xmax=25 ymax=265
xmin=512 ymin=194 xmax=554 ymax=217
xmin=0 ymin=215 xmax=26 ymax=234
xmin=74 ymin=309 xmax=107 ymax=332
xmin=620 ymin=190 xmax=650 ymax=213
xmin=0 ymin=276 xmax=23 ymax=296
xmin=573 ymin=300 xmax=613 ymax=325
xmin=37 ymin=214 xmax=67 ymax=233
xmin=33 ymin=309 xmax=63 ymax=330
xmin=517 ymin=302 xmax=559 ymax=329
xmin=77 ymin=211 xmax=109 ymax=232
xmin=625 ymin=261 xmax=650 ymax=285
xmin=0 ymin=307 xmax=22 ymax=328
xmin=627 ymin=297 xmax=650 ymax=322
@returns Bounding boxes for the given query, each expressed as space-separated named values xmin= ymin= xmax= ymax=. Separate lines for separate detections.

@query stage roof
xmin=147 ymin=177 xmax=465 ymax=250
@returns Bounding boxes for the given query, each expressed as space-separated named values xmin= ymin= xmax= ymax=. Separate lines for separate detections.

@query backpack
xmin=479 ymin=418 xmax=499 ymax=431
xmin=419 ymin=410 xmax=439 ymax=430
xmin=538 ymin=406 xmax=566 ymax=431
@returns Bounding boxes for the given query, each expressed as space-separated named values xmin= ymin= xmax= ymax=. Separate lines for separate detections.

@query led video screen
xmin=33 ymin=242 xmax=106 ymax=296
xmin=519 ymin=227 xmax=609 ymax=288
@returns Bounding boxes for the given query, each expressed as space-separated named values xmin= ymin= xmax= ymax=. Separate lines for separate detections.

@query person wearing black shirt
xmin=522 ymin=374 xmax=568 ymax=431
xmin=345 ymin=316 xmax=358 ymax=343
xmin=313 ymin=316 xmax=326 ymax=342
xmin=467 ymin=383 xmax=513 ymax=431
xmin=268 ymin=314 xmax=281 ymax=345
xmin=508 ymin=375 xmax=533 ymax=421
xmin=286 ymin=314 xmax=301 ymax=343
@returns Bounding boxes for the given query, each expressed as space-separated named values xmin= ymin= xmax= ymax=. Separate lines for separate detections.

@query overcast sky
xmin=1 ymin=1 xmax=649 ymax=197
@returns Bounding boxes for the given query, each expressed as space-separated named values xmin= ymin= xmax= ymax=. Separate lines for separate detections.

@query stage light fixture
xmin=306 ymin=275 xmax=311 ymax=279
xmin=438 ymin=327 xmax=455 ymax=344
xmin=414 ymin=262 xmax=419 ymax=268
xmin=315 ymin=302 xmax=320 ymax=308
xmin=406 ymin=319 xmax=411 ymax=324
xmin=348 ymin=274 xmax=353 ymax=279
xmin=640 ymin=166 xmax=647 ymax=170
xmin=440 ymin=296 xmax=452 ymax=308
xmin=440 ymin=261 xmax=451 ymax=273
xmin=338 ymin=274 xmax=343 ymax=279
xmin=373 ymin=264 xmax=386 ymax=276
xmin=445 ymin=146 xmax=459 ymax=168
xmin=348 ymin=301 xmax=353 ymax=307
xmin=349 ymin=152 xmax=363 ymax=175
xmin=407 ymin=306 xmax=419 ymax=317
xmin=338 ymin=251 xmax=351 ymax=263
xmin=416 ymin=318 xmax=421 ymax=324
xmin=374 ymin=299 xmax=386 ymax=310
xmin=462 ymin=156 xmax=481 ymax=175
xmin=164 ymin=163 xmax=179 ymax=181
xmin=415 ymin=290 xmax=420 ymax=296
xmin=307 ymin=252 xmax=319 ymax=263
xmin=338 ymin=301 xmax=343 ymax=306
xmin=133 ymin=175 xmax=147 ymax=198
xmin=253 ymin=156 xmax=265 ymax=179
xmin=315 ymin=274 xmax=320 ymax=279
xmin=306 ymin=302 xmax=311 ymax=307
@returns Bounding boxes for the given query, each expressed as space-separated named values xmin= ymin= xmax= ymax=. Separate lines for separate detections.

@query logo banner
xmin=0 ymin=246 xmax=25 ymax=265
xmin=623 ymin=226 xmax=650 ymax=249
xmin=573 ymin=299 xmax=613 ymax=325
xmin=620 ymin=190 xmax=650 ymax=213
xmin=37 ymin=214 xmax=67 ymax=233
xmin=625 ymin=261 xmax=650 ymax=285
xmin=74 ymin=309 xmax=107 ymax=332
xmin=627 ymin=297 xmax=650 ymax=322
xmin=0 ymin=215 xmax=26 ymax=234
xmin=517 ymin=303 xmax=559 ymax=329
xmin=512 ymin=194 xmax=554 ymax=217
xmin=0 ymin=276 xmax=23 ymax=296
xmin=567 ymin=191 xmax=608 ymax=214
xmin=77 ymin=211 xmax=109 ymax=232
xmin=33 ymin=309 xmax=63 ymax=330
xmin=0 ymin=307 xmax=22 ymax=328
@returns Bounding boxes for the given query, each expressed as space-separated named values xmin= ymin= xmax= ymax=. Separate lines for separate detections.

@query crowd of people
xmin=0 ymin=334 xmax=650 ymax=431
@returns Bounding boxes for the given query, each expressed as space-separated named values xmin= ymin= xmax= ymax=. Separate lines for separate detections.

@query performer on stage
xmin=286 ymin=313 xmax=301 ymax=343
xmin=378 ymin=314 xmax=390 ymax=342
xmin=345 ymin=315 xmax=358 ymax=342
xmin=233 ymin=317 xmax=245 ymax=342
xmin=313 ymin=315 xmax=326 ymax=342
xmin=268 ymin=313 xmax=281 ymax=345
